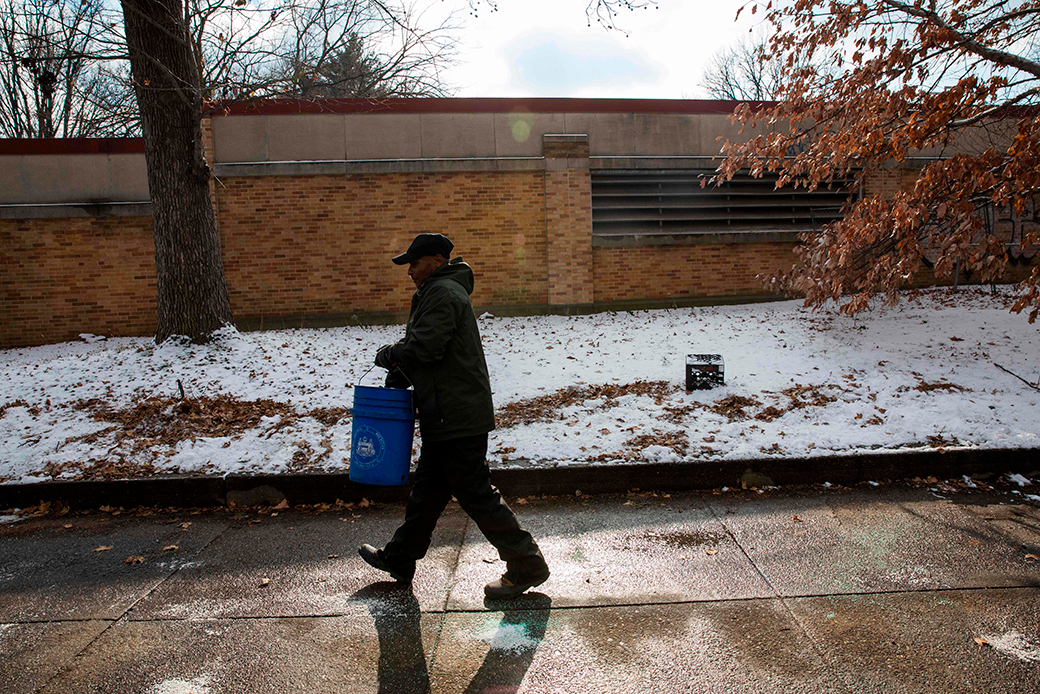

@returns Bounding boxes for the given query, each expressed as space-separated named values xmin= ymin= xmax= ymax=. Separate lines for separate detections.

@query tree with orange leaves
xmin=717 ymin=0 xmax=1040 ymax=321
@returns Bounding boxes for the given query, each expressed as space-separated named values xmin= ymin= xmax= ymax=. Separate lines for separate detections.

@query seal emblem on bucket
xmin=349 ymin=382 xmax=415 ymax=485
xmin=351 ymin=425 xmax=386 ymax=470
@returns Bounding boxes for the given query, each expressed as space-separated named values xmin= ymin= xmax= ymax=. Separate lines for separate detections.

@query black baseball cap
xmin=392 ymin=233 xmax=454 ymax=265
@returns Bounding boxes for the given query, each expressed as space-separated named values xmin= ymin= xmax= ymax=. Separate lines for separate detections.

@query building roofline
xmin=207 ymin=96 xmax=761 ymax=117
xmin=0 ymin=98 xmax=765 ymax=154
xmin=0 ymin=138 xmax=145 ymax=155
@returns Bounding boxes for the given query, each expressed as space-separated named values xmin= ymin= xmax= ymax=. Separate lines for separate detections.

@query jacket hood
xmin=426 ymin=257 xmax=474 ymax=295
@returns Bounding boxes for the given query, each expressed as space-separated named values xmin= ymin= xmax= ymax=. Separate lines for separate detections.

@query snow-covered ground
xmin=1 ymin=286 xmax=1038 ymax=485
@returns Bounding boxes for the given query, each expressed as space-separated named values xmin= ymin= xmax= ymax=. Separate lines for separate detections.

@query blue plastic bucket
xmin=349 ymin=385 xmax=415 ymax=485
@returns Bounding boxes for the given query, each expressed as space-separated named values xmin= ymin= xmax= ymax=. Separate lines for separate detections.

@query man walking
xmin=358 ymin=233 xmax=550 ymax=599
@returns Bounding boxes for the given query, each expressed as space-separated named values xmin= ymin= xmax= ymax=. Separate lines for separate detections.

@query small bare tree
xmin=699 ymin=33 xmax=785 ymax=101
xmin=1 ymin=0 xmax=458 ymax=138
xmin=183 ymin=0 xmax=458 ymax=104
xmin=0 ymin=0 xmax=135 ymax=137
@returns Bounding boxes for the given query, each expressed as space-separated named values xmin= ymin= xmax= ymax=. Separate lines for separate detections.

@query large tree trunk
xmin=120 ymin=0 xmax=233 ymax=343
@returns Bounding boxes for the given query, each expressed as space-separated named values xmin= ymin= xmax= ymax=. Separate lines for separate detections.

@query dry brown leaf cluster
xmin=307 ymin=406 xmax=352 ymax=427
xmin=45 ymin=395 xmax=355 ymax=480
xmin=756 ymin=385 xmax=843 ymax=422
xmin=709 ymin=395 xmax=762 ymax=421
xmin=914 ymin=380 xmax=970 ymax=394
xmin=72 ymin=395 xmax=294 ymax=449
xmin=0 ymin=399 xmax=36 ymax=418
xmin=623 ymin=431 xmax=689 ymax=457
xmin=495 ymin=380 xmax=679 ymax=428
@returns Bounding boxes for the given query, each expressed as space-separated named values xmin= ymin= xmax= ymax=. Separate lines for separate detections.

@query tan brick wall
xmin=0 ymin=216 xmax=157 ymax=347
xmin=216 ymin=171 xmax=548 ymax=321
xmin=4 ymin=157 xmax=1034 ymax=350
xmin=593 ymin=242 xmax=800 ymax=301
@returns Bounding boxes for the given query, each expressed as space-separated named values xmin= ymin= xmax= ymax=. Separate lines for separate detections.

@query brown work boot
xmin=484 ymin=566 xmax=550 ymax=599
xmin=358 ymin=544 xmax=414 ymax=583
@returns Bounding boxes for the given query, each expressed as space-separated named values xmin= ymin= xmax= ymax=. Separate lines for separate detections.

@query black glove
xmin=374 ymin=344 xmax=397 ymax=370
xmin=385 ymin=368 xmax=410 ymax=390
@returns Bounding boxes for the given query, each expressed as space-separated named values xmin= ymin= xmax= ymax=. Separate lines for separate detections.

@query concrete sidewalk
xmin=3 ymin=484 xmax=1040 ymax=693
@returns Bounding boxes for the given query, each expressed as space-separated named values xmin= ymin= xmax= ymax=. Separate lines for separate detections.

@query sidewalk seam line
xmin=25 ymin=521 xmax=234 ymax=693
xmin=49 ymin=583 xmax=1040 ymax=625
xmin=426 ymin=514 xmax=470 ymax=668
xmin=707 ymin=500 xmax=780 ymax=597
xmin=121 ymin=519 xmax=235 ymax=621
xmin=707 ymin=499 xmax=855 ymax=692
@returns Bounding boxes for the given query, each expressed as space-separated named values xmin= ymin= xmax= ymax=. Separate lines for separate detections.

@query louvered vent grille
xmin=591 ymin=169 xmax=856 ymax=238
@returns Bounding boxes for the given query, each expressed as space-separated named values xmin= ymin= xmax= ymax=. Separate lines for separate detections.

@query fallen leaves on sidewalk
xmin=94 ymin=545 xmax=113 ymax=552
xmin=123 ymin=555 xmax=144 ymax=564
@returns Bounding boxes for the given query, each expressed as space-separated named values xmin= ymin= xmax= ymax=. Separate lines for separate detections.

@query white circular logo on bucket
xmin=352 ymin=425 xmax=386 ymax=470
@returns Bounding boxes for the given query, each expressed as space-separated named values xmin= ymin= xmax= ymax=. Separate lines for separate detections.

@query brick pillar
xmin=543 ymin=134 xmax=593 ymax=308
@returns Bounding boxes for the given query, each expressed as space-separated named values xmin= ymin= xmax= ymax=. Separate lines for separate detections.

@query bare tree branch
xmin=1 ymin=0 xmax=458 ymax=136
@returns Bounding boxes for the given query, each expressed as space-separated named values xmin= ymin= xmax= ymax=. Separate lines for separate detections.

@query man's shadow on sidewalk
xmin=463 ymin=593 xmax=551 ymax=694
xmin=351 ymin=584 xmax=550 ymax=694
xmin=351 ymin=583 xmax=429 ymax=693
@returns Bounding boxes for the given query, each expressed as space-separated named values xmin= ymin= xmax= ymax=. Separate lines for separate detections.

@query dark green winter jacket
xmin=388 ymin=258 xmax=495 ymax=441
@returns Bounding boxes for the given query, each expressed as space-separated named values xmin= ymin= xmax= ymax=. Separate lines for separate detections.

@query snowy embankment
xmin=1 ymin=286 xmax=1038 ymax=485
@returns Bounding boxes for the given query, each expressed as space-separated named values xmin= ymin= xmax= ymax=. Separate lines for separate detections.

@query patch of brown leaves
xmin=710 ymin=395 xmax=762 ymax=421
xmin=308 ymin=407 xmax=352 ymax=427
xmin=67 ymin=397 xmax=354 ymax=456
xmin=77 ymin=457 xmax=162 ymax=481
xmin=0 ymin=400 xmax=38 ymax=418
xmin=782 ymin=384 xmax=840 ymax=408
xmin=755 ymin=384 xmax=842 ymax=422
xmin=72 ymin=395 xmax=295 ymax=449
xmin=28 ymin=394 xmax=355 ymax=482
xmin=496 ymin=380 xmax=679 ymax=428
xmin=661 ymin=403 xmax=706 ymax=424
xmin=914 ymin=380 xmax=970 ymax=394
xmin=926 ymin=433 xmax=960 ymax=448
xmin=624 ymin=431 xmax=689 ymax=457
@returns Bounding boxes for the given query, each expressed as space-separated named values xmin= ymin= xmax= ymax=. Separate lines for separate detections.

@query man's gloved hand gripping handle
xmin=374 ymin=344 xmax=398 ymax=370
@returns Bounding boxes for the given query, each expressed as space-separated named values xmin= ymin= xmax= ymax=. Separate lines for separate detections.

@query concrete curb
xmin=3 ymin=446 xmax=1038 ymax=511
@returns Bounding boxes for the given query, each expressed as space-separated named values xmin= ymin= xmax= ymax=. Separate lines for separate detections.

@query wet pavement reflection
xmin=3 ymin=484 xmax=1040 ymax=693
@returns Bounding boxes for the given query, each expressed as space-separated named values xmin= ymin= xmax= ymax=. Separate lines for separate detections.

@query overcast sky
xmin=438 ymin=0 xmax=760 ymax=99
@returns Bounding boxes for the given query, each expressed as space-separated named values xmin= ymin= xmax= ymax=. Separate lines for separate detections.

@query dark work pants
xmin=382 ymin=433 xmax=546 ymax=579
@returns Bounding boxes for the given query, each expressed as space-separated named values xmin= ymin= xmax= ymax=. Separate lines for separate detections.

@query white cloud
xmin=445 ymin=0 xmax=761 ymax=98
xmin=504 ymin=32 xmax=661 ymax=95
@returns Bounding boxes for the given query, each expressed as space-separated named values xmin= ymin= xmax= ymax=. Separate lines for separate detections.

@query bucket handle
xmin=356 ymin=363 xmax=413 ymax=388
